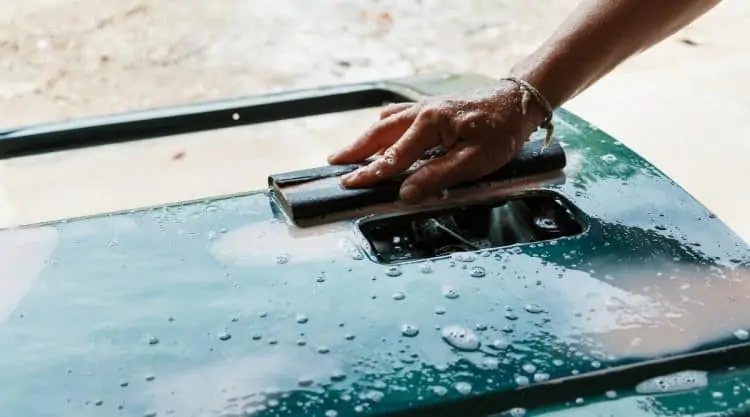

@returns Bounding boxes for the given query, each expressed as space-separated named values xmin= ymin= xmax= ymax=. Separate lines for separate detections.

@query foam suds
xmin=634 ymin=370 xmax=708 ymax=394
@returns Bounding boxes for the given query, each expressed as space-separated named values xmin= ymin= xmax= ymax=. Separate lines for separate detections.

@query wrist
xmin=499 ymin=77 xmax=552 ymax=128
xmin=509 ymin=45 xmax=572 ymax=111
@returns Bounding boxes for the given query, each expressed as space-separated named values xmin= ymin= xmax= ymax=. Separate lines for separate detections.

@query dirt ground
xmin=0 ymin=0 xmax=749 ymax=240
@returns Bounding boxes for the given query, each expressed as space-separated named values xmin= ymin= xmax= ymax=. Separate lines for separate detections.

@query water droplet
xmin=119 ymin=381 xmax=128 ymax=387
xmin=345 ymin=333 xmax=356 ymax=341
xmin=148 ymin=336 xmax=159 ymax=345
xmin=515 ymin=375 xmax=530 ymax=386
xmin=331 ymin=371 xmax=347 ymax=381
xmin=475 ymin=323 xmax=487 ymax=331
xmin=522 ymin=363 xmax=537 ymax=374
xmin=575 ymin=398 xmax=584 ymax=405
xmin=480 ymin=357 xmax=500 ymax=370
xmin=635 ymin=370 xmax=708 ymax=394
xmin=508 ymin=408 xmax=527 ymax=417
xmin=420 ymin=261 xmax=434 ymax=274
xmin=505 ymin=312 xmax=518 ymax=321
xmin=94 ymin=399 xmax=103 ymax=406
xmin=435 ymin=307 xmax=446 ymax=315
xmin=431 ymin=385 xmax=448 ymax=396
xmin=297 ymin=377 xmax=314 ymax=387
xmin=533 ymin=372 xmax=550 ymax=382
xmin=441 ymin=325 xmax=480 ymax=351
xmin=232 ymin=112 xmax=240 ymax=121
xmin=469 ymin=266 xmax=486 ymax=278
xmin=317 ymin=346 xmax=330 ymax=354
xmin=297 ymin=339 xmax=307 ymax=346
xmin=605 ymin=390 xmax=617 ymax=399
xmin=393 ymin=292 xmax=406 ymax=301
xmin=385 ymin=267 xmax=402 ymax=277
xmin=443 ymin=287 xmax=460 ymax=299
xmin=452 ymin=252 xmax=476 ymax=263
xmin=275 ymin=254 xmax=290 ymax=264
xmin=364 ymin=390 xmax=384 ymax=402
xmin=296 ymin=314 xmax=309 ymax=324
xmin=143 ymin=411 xmax=157 ymax=417
xmin=252 ymin=334 xmax=262 ymax=340
xmin=218 ymin=331 xmax=232 ymax=341
xmin=401 ymin=324 xmax=420 ymax=337
xmin=552 ymin=359 xmax=564 ymax=366
xmin=601 ymin=154 xmax=617 ymax=163
xmin=524 ymin=303 xmax=544 ymax=314
xmin=455 ymin=381 xmax=472 ymax=395
xmin=734 ymin=329 xmax=749 ymax=340
xmin=489 ymin=339 xmax=509 ymax=350
xmin=145 ymin=375 xmax=155 ymax=382
xmin=325 ymin=410 xmax=339 ymax=417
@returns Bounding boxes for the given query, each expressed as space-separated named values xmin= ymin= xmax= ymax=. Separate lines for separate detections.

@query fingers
xmin=380 ymin=102 xmax=414 ymax=119
xmin=341 ymin=112 xmax=439 ymax=188
xmin=399 ymin=146 xmax=487 ymax=204
xmin=328 ymin=107 xmax=417 ymax=164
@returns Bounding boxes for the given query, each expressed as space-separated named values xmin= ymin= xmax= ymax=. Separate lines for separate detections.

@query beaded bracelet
xmin=500 ymin=76 xmax=555 ymax=150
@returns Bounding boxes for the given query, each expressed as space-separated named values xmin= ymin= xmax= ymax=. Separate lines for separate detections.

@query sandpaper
xmin=268 ymin=139 xmax=566 ymax=222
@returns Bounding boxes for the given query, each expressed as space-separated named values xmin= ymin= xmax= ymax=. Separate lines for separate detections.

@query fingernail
xmin=341 ymin=170 xmax=359 ymax=186
xmin=400 ymin=185 xmax=422 ymax=204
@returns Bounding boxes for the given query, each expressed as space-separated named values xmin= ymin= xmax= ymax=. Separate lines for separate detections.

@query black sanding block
xmin=268 ymin=139 xmax=566 ymax=222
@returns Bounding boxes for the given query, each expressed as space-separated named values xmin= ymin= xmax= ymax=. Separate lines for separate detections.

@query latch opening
xmin=358 ymin=191 xmax=585 ymax=264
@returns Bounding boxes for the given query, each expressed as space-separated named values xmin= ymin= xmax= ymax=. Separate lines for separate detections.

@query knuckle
xmin=380 ymin=103 xmax=405 ymax=118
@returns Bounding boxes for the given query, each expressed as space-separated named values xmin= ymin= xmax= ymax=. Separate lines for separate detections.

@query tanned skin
xmin=328 ymin=0 xmax=721 ymax=204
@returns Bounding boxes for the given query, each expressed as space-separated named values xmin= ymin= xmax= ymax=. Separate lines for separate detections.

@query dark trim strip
xmin=375 ymin=341 xmax=750 ymax=417
xmin=0 ymin=84 xmax=411 ymax=159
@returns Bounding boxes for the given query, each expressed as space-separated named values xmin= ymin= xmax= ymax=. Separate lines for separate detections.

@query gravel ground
xmin=1 ymin=0 xmax=582 ymax=128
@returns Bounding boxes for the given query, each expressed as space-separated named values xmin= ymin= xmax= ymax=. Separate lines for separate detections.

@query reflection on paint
xmin=0 ymin=226 xmax=58 ymax=323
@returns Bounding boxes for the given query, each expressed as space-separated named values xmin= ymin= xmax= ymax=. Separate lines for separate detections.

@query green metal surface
xmin=0 ymin=74 xmax=748 ymax=417
xmin=519 ymin=366 xmax=750 ymax=417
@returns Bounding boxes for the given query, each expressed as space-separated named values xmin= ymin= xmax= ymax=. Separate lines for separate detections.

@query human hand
xmin=327 ymin=79 xmax=550 ymax=204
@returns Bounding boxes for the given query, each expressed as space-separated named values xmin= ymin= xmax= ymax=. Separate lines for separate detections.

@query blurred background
xmin=0 ymin=0 xmax=748 ymax=239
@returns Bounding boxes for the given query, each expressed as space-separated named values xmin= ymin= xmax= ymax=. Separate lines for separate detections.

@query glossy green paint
xmin=519 ymin=366 xmax=750 ymax=417
xmin=0 ymin=74 xmax=748 ymax=417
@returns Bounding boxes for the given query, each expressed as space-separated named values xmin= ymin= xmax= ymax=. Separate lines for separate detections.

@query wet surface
xmin=512 ymin=367 xmax=750 ymax=417
xmin=0 ymin=108 xmax=748 ymax=416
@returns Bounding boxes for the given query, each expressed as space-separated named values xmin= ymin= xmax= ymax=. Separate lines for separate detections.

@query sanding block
xmin=268 ymin=139 xmax=566 ymax=223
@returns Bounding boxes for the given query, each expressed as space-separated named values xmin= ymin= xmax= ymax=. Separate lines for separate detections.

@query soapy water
xmin=441 ymin=325 xmax=481 ymax=351
xmin=401 ymin=324 xmax=420 ymax=337
xmin=443 ymin=286 xmax=460 ymax=299
xmin=634 ymin=370 xmax=709 ymax=394
xmin=385 ymin=267 xmax=402 ymax=277
xmin=469 ymin=266 xmax=486 ymax=278
xmin=452 ymin=252 xmax=476 ymax=263
xmin=455 ymin=381 xmax=473 ymax=395
xmin=524 ymin=303 xmax=545 ymax=314
xmin=8 ymin=187 xmax=750 ymax=417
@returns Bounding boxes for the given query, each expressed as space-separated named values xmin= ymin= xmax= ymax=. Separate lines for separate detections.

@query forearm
xmin=511 ymin=0 xmax=721 ymax=109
